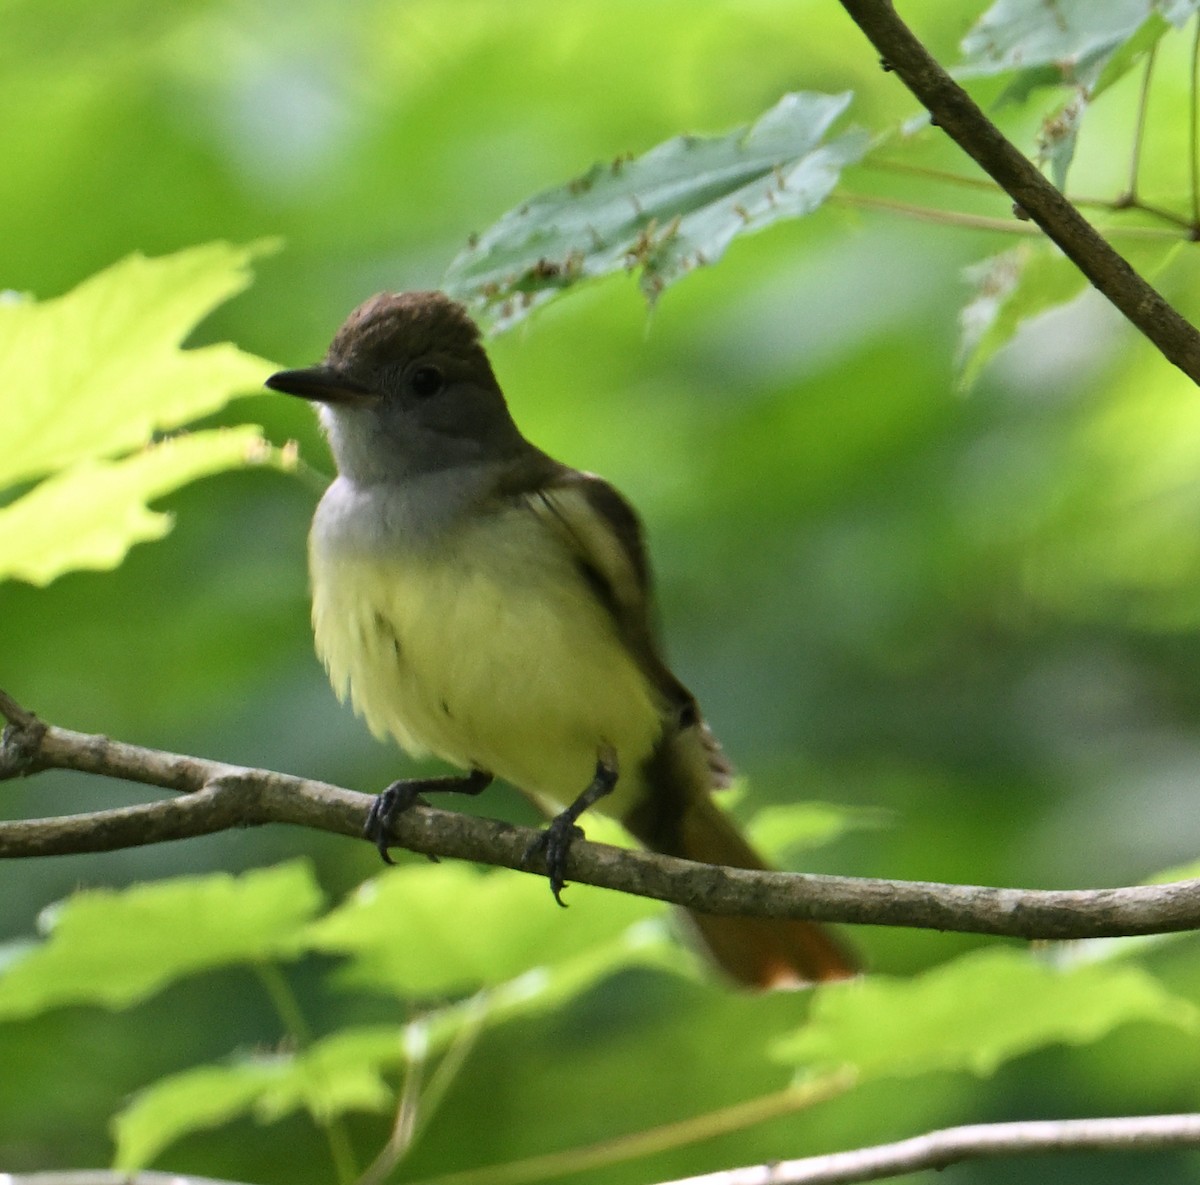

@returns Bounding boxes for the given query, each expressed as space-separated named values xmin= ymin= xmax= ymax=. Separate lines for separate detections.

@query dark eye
xmin=410 ymin=364 xmax=444 ymax=398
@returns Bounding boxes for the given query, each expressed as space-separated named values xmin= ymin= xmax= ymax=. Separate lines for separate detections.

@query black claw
xmin=363 ymin=770 xmax=494 ymax=865
xmin=363 ymin=780 xmax=428 ymax=863
xmin=523 ymin=814 xmax=584 ymax=906
xmin=522 ymin=752 xmax=618 ymax=905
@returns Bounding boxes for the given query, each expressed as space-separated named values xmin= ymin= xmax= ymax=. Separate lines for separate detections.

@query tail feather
xmin=627 ymin=784 xmax=857 ymax=989
xmin=677 ymin=795 xmax=857 ymax=988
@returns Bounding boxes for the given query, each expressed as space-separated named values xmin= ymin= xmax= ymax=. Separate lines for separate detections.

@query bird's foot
xmin=364 ymin=781 xmax=428 ymax=865
xmin=363 ymin=769 xmax=493 ymax=864
xmin=523 ymin=814 xmax=585 ymax=907
xmin=522 ymin=747 xmax=619 ymax=906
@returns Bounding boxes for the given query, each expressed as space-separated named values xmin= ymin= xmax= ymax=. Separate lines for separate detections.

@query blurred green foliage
xmin=4 ymin=1 xmax=1200 ymax=1183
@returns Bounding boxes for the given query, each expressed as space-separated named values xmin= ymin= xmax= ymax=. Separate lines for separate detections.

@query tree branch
xmin=6 ymin=1114 xmax=1200 ymax=1185
xmin=663 ymin=1112 xmax=1200 ymax=1185
xmin=2 ymin=1175 xmax=245 ymax=1185
xmin=837 ymin=0 xmax=1200 ymax=385
xmin=4 ymin=693 xmax=1200 ymax=940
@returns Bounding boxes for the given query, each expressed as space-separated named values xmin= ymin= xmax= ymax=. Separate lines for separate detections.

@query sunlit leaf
xmin=444 ymin=91 xmax=867 ymax=328
xmin=251 ymin=1025 xmax=403 ymax=1123
xmin=773 ymin=947 xmax=1196 ymax=1080
xmin=0 ymin=862 xmax=323 ymax=1018
xmin=746 ymin=801 xmax=892 ymax=862
xmin=305 ymin=862 xmax=674 ymax=998
xmin=0 ymin=240 xmax=276 ymax=488
xmin=0 ymin=241 xmax=285 ymax=585
xmin=112 ymin=1058 xmax=287 ymax=1172
xmin=0 ymin=426 xmax=290 ymax=585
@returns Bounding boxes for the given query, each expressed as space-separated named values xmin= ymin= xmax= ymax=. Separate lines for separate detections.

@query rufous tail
xmin=629 ymin=791 xmax=857 ymax=990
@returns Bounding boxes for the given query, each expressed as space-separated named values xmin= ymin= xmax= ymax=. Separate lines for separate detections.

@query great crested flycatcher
xmin=266 ymin=290 xmax=856 ymax=989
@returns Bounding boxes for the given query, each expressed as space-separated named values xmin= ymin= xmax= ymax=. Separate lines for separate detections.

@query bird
xmin=266 ymin=290 xmax=856 ymax=989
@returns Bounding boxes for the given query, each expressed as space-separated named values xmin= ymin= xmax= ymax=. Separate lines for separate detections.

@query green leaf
xmin=0 ymin=862 xmax=324 ymax=1019
xmin=305 ymin=862 xmax=674 ymax=999
xmin=0 ymin=241 xmax=276 ymax=488
xmin=116 ymin=1022 xmax=408 ymax=1170
xmin=959 ymin=0 xmax=1196 ymax=89
xmin=1037 ymin=94 xmax=1087 ymax=191
xmin=746 ymin=801 xmax=893 ymax=862
xmin=1090 ymin=12 xmax=1175 ymax=100
xmin=773 ymin=947 xmax=1196 ymax=1081
xmin=0 ymin=426 xmax=289 ymax=585
xmin=957 ymin=246 xmax=1088 ymax=389
xmin=113 ymin=925 xmax=685 ymax=1174
xmin=112 ymin=1057 xmax=293 ymax=1172
xmin=252 ymin=1025 xmax=403 ymax=1123
xmin=444 ymin=91 xmax=867 ymax=327
xmin=0 ymin=241 xmax=286 ymax=585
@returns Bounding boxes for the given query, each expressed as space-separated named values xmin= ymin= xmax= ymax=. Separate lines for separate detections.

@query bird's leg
xmin=523 ymin=746 xmax=619 ymax=906
xmin=364 ymin=768 xmax=493 ymax=864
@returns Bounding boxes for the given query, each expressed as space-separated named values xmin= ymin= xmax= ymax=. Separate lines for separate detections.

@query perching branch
xmin=4 ymin=692 xmax=1200 ymax=941
xmin=1 ymin=1175 xmax=244 ymax=1185
xmin=661 ymin=1112 xmax=1200 ymax=1185
xmin=837 ymin=0 xmax=1200 ymax=386
xmin=5 ymin=1113 xmax=1200 ymax=1185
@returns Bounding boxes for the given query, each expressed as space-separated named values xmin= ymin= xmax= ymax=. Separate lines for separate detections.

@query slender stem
xmin=404 ymin=1073 xmax=856 ymax=1185
xmin=409 ymin=1000 xmax=488 ymax=1143
xmin=354 ymin=1027 xmax=428 ymax=1185
xmin=866 ymin=158 xmax=1192 ymax=230
xmin=254 ymin=962 xmax=314 ymax=1046
xmin=1071 ymin=196 xmax=1195 ymax=230
xmin=861 ymin=157 xmax=1001 ymax=191
xmin=1191 ymin=17 xmax=1200 ymax=227
xmin=834 ymin=190 xmax=1179 ymax=239
xmin=291 ymin=450 xmax=334 ymax=495
xmin=834 ymin=190 xmax=1040 ymax=233
xmin=355 ymin=1000 xmax=487 ymax=1185
xmin=1125 ymin=43 xmax=1157 ymax=203
xmin=254 ymin=963 xmax=358 ymax=1185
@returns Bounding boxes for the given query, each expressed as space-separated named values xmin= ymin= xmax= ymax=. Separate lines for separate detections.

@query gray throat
xmin=311 ymin=465 xmax=503 ymax=560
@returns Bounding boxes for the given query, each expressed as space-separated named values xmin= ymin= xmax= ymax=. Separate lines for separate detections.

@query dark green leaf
xmin=959 ymin=0 xmax=1196 ymax=89
xmin=444 ymin=92 xmax=867 ymax=327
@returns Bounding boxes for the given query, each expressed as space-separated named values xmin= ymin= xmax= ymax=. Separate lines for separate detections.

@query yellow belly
xmin=310 ymin=505 xmax=664 ymax=816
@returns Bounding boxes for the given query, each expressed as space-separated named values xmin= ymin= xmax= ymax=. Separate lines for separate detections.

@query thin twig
xmin=1190 ymin=17 xmax=1200 ymax=228
xmin=0 ymin=1175 xmax=250 ymax=1185
xmin=354 ymin=1025 xmax=429 ymax=1185
xmin=834 ymin=190 xmax=1180 ymax=238
xmin=864 ymin=157 xmax=1194 ymax=231
xmin=405 ymin=1075 xmax=856 ymax=1185
xmin=1123 ymin=43 xmax=1156 ymax=204
xmin=658 ymin=1112 xmax=1200 ymax=1185
xmin=837 ymin=0 xmax=1200 ymax=382
xmin=3 ymin=1114 xmax=1199 ymax=1185
xmin=854 ymin=160 xmax=1190 ymax=232
xmin=5 ymin=695 xmax=1200 ymax=941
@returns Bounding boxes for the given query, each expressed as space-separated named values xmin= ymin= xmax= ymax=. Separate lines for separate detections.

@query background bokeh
xmin=4 ymin=1 xmax=1200 ymax=1182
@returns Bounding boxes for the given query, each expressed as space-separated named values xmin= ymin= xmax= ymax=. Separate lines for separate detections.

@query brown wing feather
xmin=519 ymin=469 xmax=697 ymax=713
